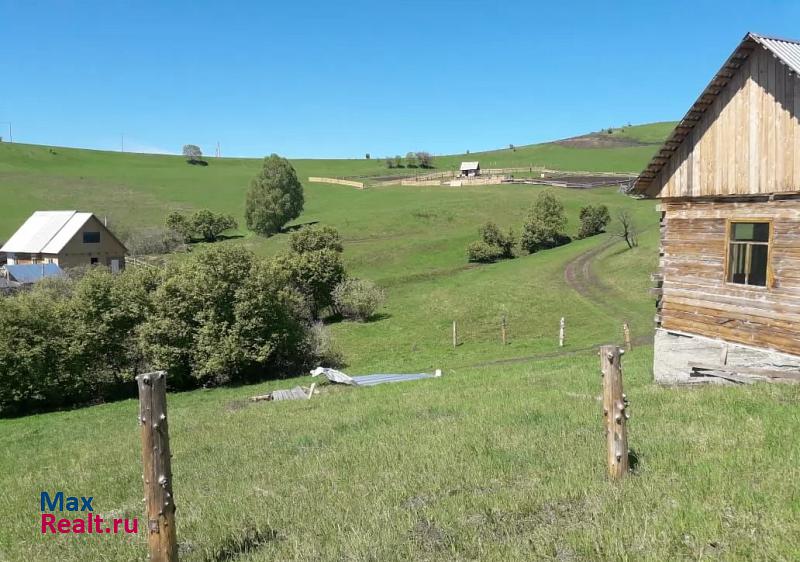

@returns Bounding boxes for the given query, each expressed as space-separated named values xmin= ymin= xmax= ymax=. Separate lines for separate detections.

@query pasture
xmin=2 ymin=122 xmax=798 ymax=560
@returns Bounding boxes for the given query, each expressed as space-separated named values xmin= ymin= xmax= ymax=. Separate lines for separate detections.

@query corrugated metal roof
xmin=0 ymin=211 xmax=93 ymax=254
xmin=751 ymin=33 xmax=800 ymax=74
xmin=460 ymin=161 xmax=480 ymax=171
xmin=632 ymin=32 xmax=800 ymax=196
xmin=3 ymin=264 xmax=64 ymax=284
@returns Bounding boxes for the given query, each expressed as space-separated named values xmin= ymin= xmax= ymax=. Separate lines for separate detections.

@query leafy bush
xmin=479 ymin=222 xmax=515 ymax=259
xmin=165 ymin=209 xmax=237 ymax=243
xmin=306 ymin=322 xmax=345 ymax=367
xmin=288 ymin=225 xmax=343 ymax=254
xmin=520 ymin=190 xmax=569 ymax=253
xmin=332 ymin=278 xmax=385 ymax=321
xmin=125 ymin=226 xmax=187 ymax=255
xmin=577 ymin=205 xmax=611 ymax=239
xmin=0 ymin=241 xmax=366 ymax=416
xmin=467 ymin=240 xmax=502 ymax=263
xmin=270 ymin=249 xmax=346 ymax=319
xmin=245 ymin=154 xmax=304 ymax=236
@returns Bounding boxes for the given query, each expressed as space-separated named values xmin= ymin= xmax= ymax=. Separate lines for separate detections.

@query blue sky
xmin=1 ymin=1 xmax=799 ymax=158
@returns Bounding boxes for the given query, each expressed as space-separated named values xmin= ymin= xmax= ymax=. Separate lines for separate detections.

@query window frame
xmin=723 ymin=218 xmax=774 ymax=289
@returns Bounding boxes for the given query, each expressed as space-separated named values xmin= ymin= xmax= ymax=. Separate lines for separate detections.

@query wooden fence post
xmin=623 ymin=321 xmax=632 ymax=352
xmin=559 ymin=317 xmax=565 ymax=347
xmin=501 ymin=315 xmax=507 ymax=345
xmin=452 ymin=320 xmax=458 ymax=348
xmin=137 ymin=371 xmax=178 ymax=562
xmin=599 ymin=346 xmax=629 ymax=479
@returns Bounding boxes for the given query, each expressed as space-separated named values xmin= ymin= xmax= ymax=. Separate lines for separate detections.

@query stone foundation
xmin=653 ymin=328 xmax=800 ymax=384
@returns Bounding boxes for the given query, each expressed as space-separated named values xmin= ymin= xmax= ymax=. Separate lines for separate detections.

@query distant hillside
xmin=0 ymin=122 xmax=675 ymax=240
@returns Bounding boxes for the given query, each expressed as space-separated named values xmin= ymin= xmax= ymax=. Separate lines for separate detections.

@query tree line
xmin=467 ymin=190 xmax=637 ymax=263
xmin=384 ymin=152 xmax=434 ymax=169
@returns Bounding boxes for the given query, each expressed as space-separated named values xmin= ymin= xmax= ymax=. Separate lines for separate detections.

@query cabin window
xmin=727 ymin=221 xmax=771 ymax=287
xmin=83 ymin=232 xmax=101 ymax=244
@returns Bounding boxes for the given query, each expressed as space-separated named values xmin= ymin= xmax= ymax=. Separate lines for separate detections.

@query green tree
xmin=245 ymin=154 xmax=304 ymax=236
xmin=520 ymin=190 xmax=568 ymax=253
xmin=416 ymin=151 xmax=433 ymax=169
xmin=577 ymin=204 xmax=611 ymax=239
xmin=405 ymin=152 xmax=418 ymax=168
xmin=166 ymin=211 xmax=191 ymax=242
xmin=182 ymin=144 xmax=203 ymax=164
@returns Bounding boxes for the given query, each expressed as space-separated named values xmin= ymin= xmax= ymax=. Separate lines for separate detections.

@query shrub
xmin=305 ymin=322 xmax=345 ymax=367
xmin=520 ymin=190 xmax=568 ymax=253
xmin=467 ymin=240 xmax=502 ymax=263
xmin=189 ymin=209 xmax=237 ymax=242
xmin=166 ymin=211 xmax=191 ymax=242
xmin=479 ymin=222 xmax=515 ymax=259
xmin=577 ymin=204 xmax=611 ymax=239
xmin=270 ymin=249 xmax=346 ymax=319
xmin=139 ymin=246 xmax=311 ymax=387
xmin=125 ymin=227 xmax=187 ymax=255
xmin=288 ymin=225 xmax=343 ymax=254
xmin=332 ymin=278 xmax=385 ymax=321
xmin=165 ymin=209 xmax=237 ymax=243
xmin=245 ymin=154 xmax=304 ymax=236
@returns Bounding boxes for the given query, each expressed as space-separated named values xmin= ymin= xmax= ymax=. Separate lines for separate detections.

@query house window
xmin=727 ymin=221 xmax=771 ymax=287
xmin=90 ymin=257 xmax=99 ymax=265
xmin=83 ymin=232 xmax=101 ymax=243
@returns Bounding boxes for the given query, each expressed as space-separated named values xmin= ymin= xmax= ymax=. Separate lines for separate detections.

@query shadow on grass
xmin=281 ymin=221 xmax=320 ymax=233
xmin=628 ymin=448 xmax=641 ymax=474
xmin=322 ymin=312 xmax=392 ymax=325
xmin=205 ymin=526 xmax=280 ymax=561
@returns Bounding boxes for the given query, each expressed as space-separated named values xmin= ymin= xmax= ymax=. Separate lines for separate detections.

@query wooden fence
xmin=308 ymin=177 xmax=365 ymax=189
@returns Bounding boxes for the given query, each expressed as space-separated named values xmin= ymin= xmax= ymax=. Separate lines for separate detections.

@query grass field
xmin=3 ymin=122 xmax=798 ymax=560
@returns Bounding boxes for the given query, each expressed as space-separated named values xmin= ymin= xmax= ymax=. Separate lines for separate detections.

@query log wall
xmin=660 ymin=197 xmax=800 ymax=356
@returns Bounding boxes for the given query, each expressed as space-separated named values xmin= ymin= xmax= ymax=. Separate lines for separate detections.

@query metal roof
xmin=0 ymin=211 xmax=93 ymax=254
xmin=3 ymin=264 xmax=65 ymax=284
xmin=460 ymin=161 xmax=480 ymax=171
xmin=632 ymin=32 xmax=800 ymax=196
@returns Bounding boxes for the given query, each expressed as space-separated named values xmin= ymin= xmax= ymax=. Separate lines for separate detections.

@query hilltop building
xmin=0 ymin=211 xmax=128 ymax=272
xmin=460 ymin=161 xmax=480 ymax=177
xmin=632 ymin=32 xmax=800 ymax=382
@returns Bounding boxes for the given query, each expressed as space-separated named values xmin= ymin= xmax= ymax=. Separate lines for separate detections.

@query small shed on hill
xmin=0 ymin=211 xmax=128 ymax=272
xmin=631 ymin=32 xmax=800 ymax=382
xmin=460 ymin=161 xmax=480 ymax=177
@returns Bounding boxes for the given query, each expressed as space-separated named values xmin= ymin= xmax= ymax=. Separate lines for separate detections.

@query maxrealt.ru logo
xmin=40 ymin=491 xmax=138 ymax=534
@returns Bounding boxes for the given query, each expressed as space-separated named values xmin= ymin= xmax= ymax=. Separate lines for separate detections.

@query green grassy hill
xmin=6 ymin=121 xmax=798 ymax=560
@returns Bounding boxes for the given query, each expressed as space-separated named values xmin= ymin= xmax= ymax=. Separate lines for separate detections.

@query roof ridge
xmin=748 ymin=31 xmax=800 ymax=45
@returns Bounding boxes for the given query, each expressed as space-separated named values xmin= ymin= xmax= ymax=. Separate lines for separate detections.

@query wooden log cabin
xmin=632 ymin=32 xmax=800 ymax=383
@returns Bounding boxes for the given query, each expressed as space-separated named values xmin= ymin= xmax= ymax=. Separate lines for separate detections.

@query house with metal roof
xmin=460 ymin=161 xmax=480 ymax=177
xmin=0 ymin=211 xmax=128 ymax=272
xmin=631 ymin=32 xmax=800 ymax=383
